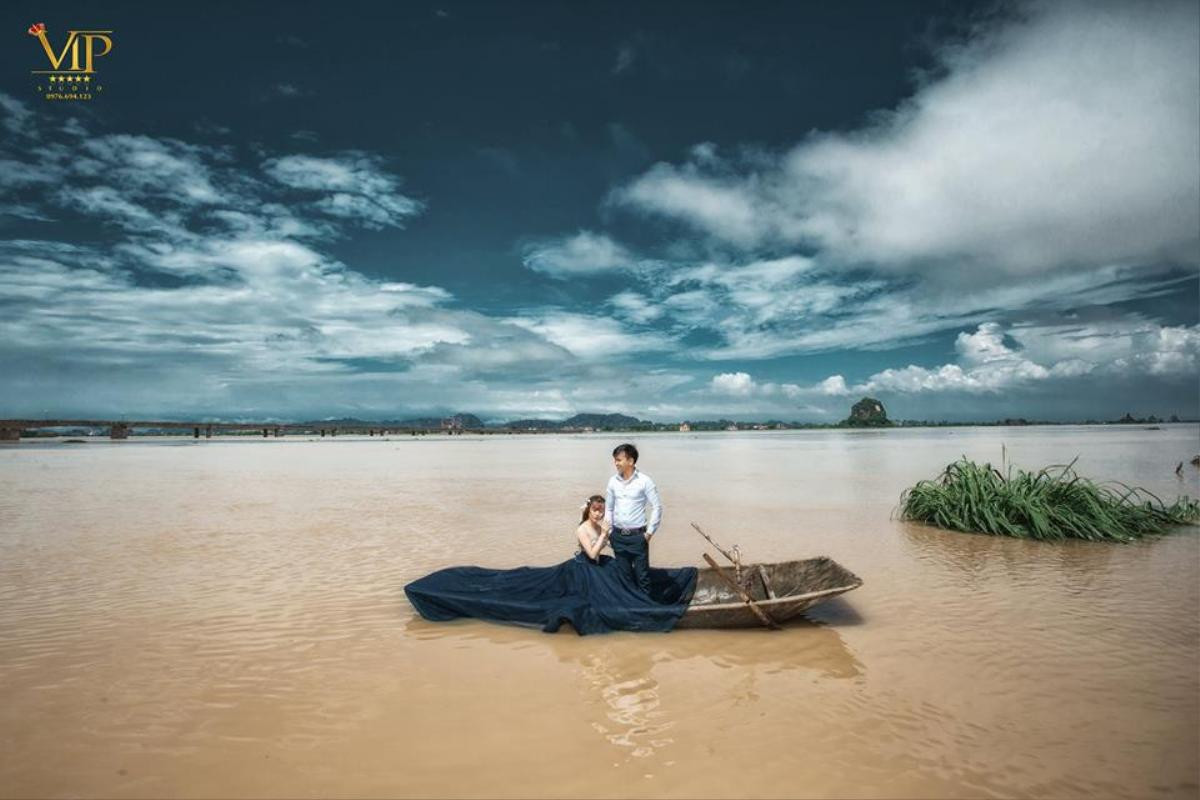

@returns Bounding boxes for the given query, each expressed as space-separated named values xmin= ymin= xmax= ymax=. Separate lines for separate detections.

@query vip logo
xmin=27 ymin=22 xmax=113 ymax=101
xmin=28 ymin=22 xmax=113 ymax=72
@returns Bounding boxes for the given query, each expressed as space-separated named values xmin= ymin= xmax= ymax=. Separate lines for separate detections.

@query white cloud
xmin=608 ymin=290 xmax=662 ymax=323
xmin=506 ymin=311 xmax=673 ymax=360
xmin=807 ymin=321 xmax=1200 ymax=397
xmin=708 ymin=371 xmax=804 ymax=402
xmin=522 ymin=230 xmax=634 ymax=277
xmin=0 ymin=156 xmax=61 ymax=189
xmin=262 ymin=153 xmax=423 ymax=229
xmin=617 ymin=161 xmax=766 ymax=247
xmin=0 ymin=203 xmax=53 ymax=221
xmin=955 ymin=322 xmax=1013 ymax=364
xmin=77 ymin=134 xmax=226 ymax=205
xmin=614 ymin=1 xmax=1200 ymax=279
xmin=817 ymin=375 xmax=849 ymax=396
xmin=0 ymin=113 xmax=622 ymax=417
xmin=711 ymin=371 xmax=754 ymax=396
xmin=1008 ymin=320 xmax=1200 ymax=378
xmin=0 ymin=93 xmax=35 ymax=137
xmin=662 ymin=262 xmax=1185 ymax=361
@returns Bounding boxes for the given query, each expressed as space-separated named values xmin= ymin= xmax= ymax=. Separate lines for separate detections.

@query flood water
xmin=1 ymin=426 xmax=1197 ymax=798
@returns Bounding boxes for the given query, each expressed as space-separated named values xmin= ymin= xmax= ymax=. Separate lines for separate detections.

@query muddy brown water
xmin=1 ymin=426 xmax=1197 ymax=798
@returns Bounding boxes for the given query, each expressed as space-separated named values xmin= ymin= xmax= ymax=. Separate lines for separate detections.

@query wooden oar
xmin=691 ymin=522 xmax=737 ymax=564
xmin=691 ymin=521 xmax=745 ymax=582
xmin=702 ymin=553 xmax=779 ymax=630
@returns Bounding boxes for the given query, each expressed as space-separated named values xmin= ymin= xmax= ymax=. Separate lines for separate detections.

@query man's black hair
xmin=612 ymin=443 xmax=639 ymax=463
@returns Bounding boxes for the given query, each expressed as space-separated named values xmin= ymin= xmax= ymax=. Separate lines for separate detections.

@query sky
xmin=0 ymin=0 xmax=1197 ymax=423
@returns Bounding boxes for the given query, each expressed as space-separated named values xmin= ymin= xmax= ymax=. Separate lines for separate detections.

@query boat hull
xmin=674 ymin=556 xmax=862 ymax=629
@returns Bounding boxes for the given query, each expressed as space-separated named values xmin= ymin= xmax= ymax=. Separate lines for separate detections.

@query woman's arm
xmin=576 ymin=524 xmax=608 ymax=561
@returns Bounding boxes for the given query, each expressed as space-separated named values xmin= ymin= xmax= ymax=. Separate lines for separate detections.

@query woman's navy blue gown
xmin=405 ymin=552 xmax=697 ymax=635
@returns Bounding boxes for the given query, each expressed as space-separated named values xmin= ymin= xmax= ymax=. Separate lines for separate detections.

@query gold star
xmin=49 ymin=75 xmax=57 ymax=83
xmin=83 ymin=75 xmax=91 ymax=83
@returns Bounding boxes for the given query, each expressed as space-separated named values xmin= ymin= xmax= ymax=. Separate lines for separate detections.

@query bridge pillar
xmin=331 ymin=428 xmax=337 ymax=437
xmin=0 ymin=427 xmax=20 ymax=441
xmin=206 ymin=425 xmax=212 ymax=439
xmin=194 ymin=426 xmax=200 ymax=439
xmin=274 ymin=427 xmax=281 ymax=437
xmin=110 ymin=423 xmax=130 ymax=440
xmin=262 ymin=428 xmax=268 ymax=438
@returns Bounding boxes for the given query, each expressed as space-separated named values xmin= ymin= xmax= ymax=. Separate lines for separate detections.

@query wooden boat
xmin=673 ymin=556 xmax=862 ymax=629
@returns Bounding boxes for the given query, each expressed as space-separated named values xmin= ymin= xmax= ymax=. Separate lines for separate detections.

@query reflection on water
xmin=578 ymin=647 xmax=665 ymax=758
xmin=898 ymin=517 xmax=1186 ymax=595
xmin=405 ymin=613 xmax=865 ymax=763
xmin=405 ymin=614 xmax=864 ymax=680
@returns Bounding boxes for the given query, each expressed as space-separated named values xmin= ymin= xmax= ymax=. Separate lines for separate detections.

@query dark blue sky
xmin=1 ymin=1 xmax=1197 ymax=422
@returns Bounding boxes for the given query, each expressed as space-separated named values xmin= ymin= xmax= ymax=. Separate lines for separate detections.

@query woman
xmin=405 ymin=497 xmax=696 ymax=635
xmin=575 ymin=494 xmax=610 ymax=562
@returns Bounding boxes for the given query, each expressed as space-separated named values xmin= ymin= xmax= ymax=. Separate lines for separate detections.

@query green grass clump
xmin=898 ymin=458 xmax=1200 ymax=542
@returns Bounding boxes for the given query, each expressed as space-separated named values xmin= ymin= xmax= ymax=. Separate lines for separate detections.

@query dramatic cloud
xmin=0 ymin=95 xmax=618 ymax=417
xmin=815 ymin=321 xmax=1200 ymax=396
xmin=637 ymin=260 xmax=1189 ymax=361
xmin=614 ymin=1 xmax=1200 ymax=279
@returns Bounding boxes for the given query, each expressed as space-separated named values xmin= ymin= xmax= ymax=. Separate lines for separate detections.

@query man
xmin=604 ymin=443 xmax=662 ymax=595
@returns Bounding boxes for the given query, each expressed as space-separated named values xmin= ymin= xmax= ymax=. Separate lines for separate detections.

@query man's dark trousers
xmin=610 ymin=527 xmax=651 ymax=594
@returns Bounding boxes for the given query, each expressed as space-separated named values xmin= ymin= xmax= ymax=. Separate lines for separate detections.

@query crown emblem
xmin=28 ymin=22 xmax=46 ymax=36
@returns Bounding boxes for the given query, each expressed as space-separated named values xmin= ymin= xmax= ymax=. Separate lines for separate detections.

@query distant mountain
xmin=298 ymin=411 xmax=653 ymax=430
xmin=499 ymin=413 xmax=649 ymax=430
xmin=561 ymin=413 xmax=646 ymax=428
xmin=398 ymin=413 xmax=484 ymax=428
xmin=843 ymin=397 xmax=892 ymax=427
xmin=503 ymin=418 xmax=561 ymax=430
xmin=299 ymin=413 xmax=484 ymax=428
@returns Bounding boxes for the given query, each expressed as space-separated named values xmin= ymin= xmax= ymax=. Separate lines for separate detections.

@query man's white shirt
xmin=604 ymin=469 xmax=663 ymax=534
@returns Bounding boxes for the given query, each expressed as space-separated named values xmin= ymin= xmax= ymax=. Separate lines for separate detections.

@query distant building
xmin=679 ymin=422 xmax=691 ymax=432
xmin=725 ymin=424 xmax=739 ymax=431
